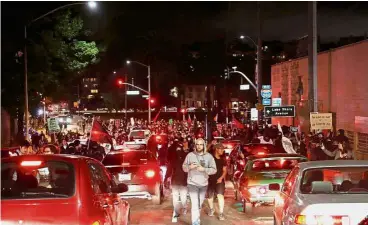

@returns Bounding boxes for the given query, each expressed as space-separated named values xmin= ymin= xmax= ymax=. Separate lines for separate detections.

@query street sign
xmin=261 ymin=89 xmax=272 ymax=99
xmin=256 ymin=103 xmax=264 ymax=111
xmin=240 ymin=84 xmax=250 ymax=90
xmin=126 ymin=90 xmax=140 ymax=95
xmin=272 ymin=98 xmax=282 ymax=106
xmin=47 ymin=118 xmax=60 ymax=133
xmin=251 ymin=108 xmax=258 ymax=121
xmin=142 ymin=94 xmax=149 ymax=98
xmin=262 ymin=98 xmax=271 ymax=106
xmin=262 ymin=85 xmax=271 ymax=90
xmin=264 ymin=106 xmax=295 ymax=118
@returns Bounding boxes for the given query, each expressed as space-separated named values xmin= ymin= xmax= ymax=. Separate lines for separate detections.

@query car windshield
xmin=103 ymin=151 xmax=153 ymax=166
xmin=1 ymin=161 xmax=75 ymax=199
xmin=301 ymin=167 xmax=368 ymax=194
xmin=251 ymin=158 xmax=305 ymax=172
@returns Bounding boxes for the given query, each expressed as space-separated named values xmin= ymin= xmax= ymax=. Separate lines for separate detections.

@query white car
xmin=128 ymin=129 xmax=151 ymax=142
xmin=270 ymin=160 xmax=368 ymax=225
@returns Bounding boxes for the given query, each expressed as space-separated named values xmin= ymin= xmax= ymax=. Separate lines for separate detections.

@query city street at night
xmin=2 ymin=1 xmax=368 ymax=225
xmin=127 ymin=182 xmax=274 ymax=225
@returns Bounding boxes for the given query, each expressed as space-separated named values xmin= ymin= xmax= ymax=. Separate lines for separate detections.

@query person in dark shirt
xmin=207 ymin=143 xmax=227 ymax=221
xmin=164 ymin=141 xmax=189 ymax=223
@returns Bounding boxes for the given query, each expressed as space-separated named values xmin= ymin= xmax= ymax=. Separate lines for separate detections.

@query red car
xmin=1 ymin=154 xmax=130 ymax=225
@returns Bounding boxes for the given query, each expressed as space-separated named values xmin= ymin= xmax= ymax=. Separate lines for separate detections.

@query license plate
xmin=119 ymin=173 xmax=131 ymax=181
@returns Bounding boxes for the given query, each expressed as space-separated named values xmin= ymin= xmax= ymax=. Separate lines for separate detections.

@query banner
xmin=47 ymin=118 xmax=60 ymax=133
xmin=310 ymin=113 xmax=333 ymax=130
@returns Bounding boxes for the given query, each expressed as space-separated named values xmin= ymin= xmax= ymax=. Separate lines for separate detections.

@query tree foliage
xmin=28 ymin=10 xmax=100 ymax=102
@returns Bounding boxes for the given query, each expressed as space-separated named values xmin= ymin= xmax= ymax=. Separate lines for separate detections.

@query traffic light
xmin=150 ymin=99 xmax=155 ymax=104
xmin=117 ymin=79 xmax=124 ymax=86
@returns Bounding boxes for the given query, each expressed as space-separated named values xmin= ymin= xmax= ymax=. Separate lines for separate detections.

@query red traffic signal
xmin=181 ymin=109 xmax=186 ymax=113
xmin=150 ymin=99 xmax=155 ymax=104
xmin=117 ymin=79 xmax=124 ymax=86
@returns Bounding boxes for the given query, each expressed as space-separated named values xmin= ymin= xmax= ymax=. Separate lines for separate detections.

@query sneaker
xmin=218 ymin=213 xmax=225 ymax=221
xmin=172 ymin=216 xmax=178 ymax=223
xmin=208 ymin=209 xmax=215 ymax=217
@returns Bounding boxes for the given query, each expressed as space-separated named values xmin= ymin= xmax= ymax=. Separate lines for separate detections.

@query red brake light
xmin=257 ymin=152 xmax=266 ymax=156
xmin=21 ymin=161 xmax=42 ymax=166
xmin=295 ymin=215 xmax=306 ymax=224
xmin=145 ymin=170 xmax=155 ymax=178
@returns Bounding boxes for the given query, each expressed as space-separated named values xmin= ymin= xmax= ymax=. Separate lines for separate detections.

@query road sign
xmin=264 ymin=106 xmax=295 ymax=118
xmin=240 ymin=84 xmax=250 ymax=90
xmin=256 ymin=103 xmax=264 ymax=111
xmin=262 ymin=98 xmax=271 ymax=106
xmin=262 ymin=85 xmax=271 ymax=90
xmin=126 ymin=90 xmax=140 ymax=95
xmin=47 ymin=118 xmax=60 ymax=133
xmin=272 ymin=98 xmax=282 ymax=106
xmin=251 ymin=108 xmax=258 ymax=121
xmin=261 ymin=89 xmax=272 ymax=99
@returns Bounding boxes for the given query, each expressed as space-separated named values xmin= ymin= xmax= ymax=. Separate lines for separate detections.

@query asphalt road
xmin=126 ymin=182 xmax=274 ymax=225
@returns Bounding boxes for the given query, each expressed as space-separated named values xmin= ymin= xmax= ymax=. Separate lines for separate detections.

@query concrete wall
xmin=271 ymin=40 xmax=368 ymax=158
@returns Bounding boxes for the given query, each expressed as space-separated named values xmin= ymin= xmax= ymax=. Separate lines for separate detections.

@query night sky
xmin=2 ymin=1 xmax=368 ymax=92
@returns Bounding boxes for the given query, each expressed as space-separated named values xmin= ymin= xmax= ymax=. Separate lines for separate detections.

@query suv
xmin=102 ymin=150 xmax=163 ymax=204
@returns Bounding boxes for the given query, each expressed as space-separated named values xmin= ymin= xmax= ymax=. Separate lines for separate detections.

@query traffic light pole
xmin=257 ymin=2 xmax=263 ymax=124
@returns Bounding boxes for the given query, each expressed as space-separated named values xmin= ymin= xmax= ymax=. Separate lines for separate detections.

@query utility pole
xmin=24 ymin=26 xmax=29 ymax=141
xmin=308 ymin=1 xmax=318 ymax=112
xmin=124 ymin=74 xmax=128 ymax=121
xmin=257 ymin=2 xmax=263 ymax=123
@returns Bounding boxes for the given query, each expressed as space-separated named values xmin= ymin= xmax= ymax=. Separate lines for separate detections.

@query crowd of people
xmin=11 ymin=116 xmax=354 ymax=225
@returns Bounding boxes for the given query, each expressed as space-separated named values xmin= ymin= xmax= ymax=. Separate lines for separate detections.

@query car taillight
xmin=21 ymin=161 xmax=42 ymax=166
xmin=257 ymin=152 xmax=266 ymax=156
xmin=295 ymin=215 xmax=349 ymax=225
xmin=145 ymin=170 xmax=155 ymax=178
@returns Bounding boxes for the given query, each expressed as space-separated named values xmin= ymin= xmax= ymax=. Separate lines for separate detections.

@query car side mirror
xmin=112 ymin=183 xmax=128 ymax=193
xmin=269 ymin=183 xmax=280 ymax=191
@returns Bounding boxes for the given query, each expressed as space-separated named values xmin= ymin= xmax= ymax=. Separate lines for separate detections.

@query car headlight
xmin=66 ymin=118 xmax=72 ymax=123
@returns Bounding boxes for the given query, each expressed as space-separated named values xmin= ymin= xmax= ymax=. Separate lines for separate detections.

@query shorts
xmin=207 ymin=181 xmax=225 ymax=198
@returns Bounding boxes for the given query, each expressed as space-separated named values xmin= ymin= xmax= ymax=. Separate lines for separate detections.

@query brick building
xmin=271 ymin=40 xmax=368 ymax=159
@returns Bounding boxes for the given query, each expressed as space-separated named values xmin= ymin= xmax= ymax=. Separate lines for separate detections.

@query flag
xmin=153 ymin=108 xmax=162 ymax=122
xmin=90 ymin=119 xmax=113 ymax=145
xmin=188 ymin=114 xmax=192 ymax=124
xmin=232 ymin=115 xmax=244 ymax=129
xmin=214 ymin=113 xmax=218 ymax=123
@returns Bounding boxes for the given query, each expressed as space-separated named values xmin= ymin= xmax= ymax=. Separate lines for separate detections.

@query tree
xmin=27 ymin=10 xmax=101 ymax=104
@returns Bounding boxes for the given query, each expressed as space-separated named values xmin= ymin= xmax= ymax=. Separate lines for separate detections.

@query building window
xmin=84 ymin=84 xmax=88 ymax=88
xmin=91 ymin=89 xmax=98 ymax=94
xmin=93 ymin=84 xmax=98 ymax=88
xmin=87 ymin=95 xmax=94 ymax=99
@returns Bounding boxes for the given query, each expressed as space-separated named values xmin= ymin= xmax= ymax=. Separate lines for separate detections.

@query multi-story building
xmin=81 ymin=77 xmax=101 ymax=107
xmin=181 ymin=85 xmax=216 ymax=109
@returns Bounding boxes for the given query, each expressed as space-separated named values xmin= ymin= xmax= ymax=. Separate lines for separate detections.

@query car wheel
xmin=152 ymin=183 xmax=162 ymax=205
xmin=242 ymin=199 xmax=252 ymax=213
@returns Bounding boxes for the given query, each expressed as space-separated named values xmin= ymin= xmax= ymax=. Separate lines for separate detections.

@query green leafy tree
xmin=28 ymin=10 xmax=101 ymax=104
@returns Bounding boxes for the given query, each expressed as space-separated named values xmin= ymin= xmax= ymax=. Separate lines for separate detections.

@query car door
xmin=274 ymin=167 xmax=299 ymax=224
xmin=87 ymin=161 xmax=118 ymax=224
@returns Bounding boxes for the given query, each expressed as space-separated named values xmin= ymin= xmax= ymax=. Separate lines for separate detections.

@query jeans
xmin=188 ymin=184 xmax=207 ymax=225
xmin=172 ymin=185 xmax=188 ymax=217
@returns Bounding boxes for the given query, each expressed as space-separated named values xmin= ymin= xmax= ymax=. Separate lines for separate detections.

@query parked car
xmin=236 ymin=153 xmax=307 ymax=213
xmin=1 ymin=154 xmax=130 ymax=225
xmin=270 ymin=160 xmax=368 ymax=225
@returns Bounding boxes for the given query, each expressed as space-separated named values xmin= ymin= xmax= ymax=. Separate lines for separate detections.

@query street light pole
xmin=126 ymin=60 xmax=151 ymax=124
xmin=23 ymin=1 xmax=97 ymax=140
xmin=24 ymin=26 xmax=29 ymax=140
xmin=148 ymin=65 xmax=151 ymax=124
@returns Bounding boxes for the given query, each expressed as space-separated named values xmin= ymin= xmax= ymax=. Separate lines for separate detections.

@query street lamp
xmin=23 ymin=1 xmax=98 ymax=140
xmin=126 ymin=60 xmax=151 ymax=123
